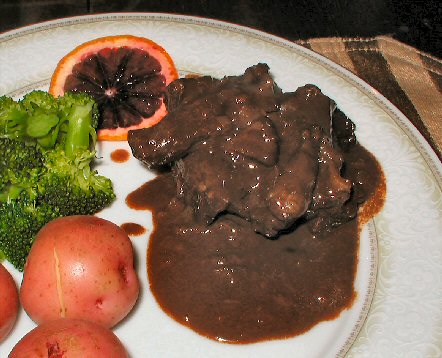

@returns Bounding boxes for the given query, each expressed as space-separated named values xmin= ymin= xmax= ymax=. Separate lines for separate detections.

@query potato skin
xmin=9 ymin=318 xmax=129 ymax=358
xmin=20 ymin=215 xmax=139 ymax=328
xmin=0 ymin=264 xmax=19 ymax=342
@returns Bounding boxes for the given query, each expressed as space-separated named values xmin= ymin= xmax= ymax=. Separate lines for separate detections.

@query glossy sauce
xmin=120 ymin=222 xmax=146 ymax=236
xmin=126 ymin=144 xmax=385 ymax=344
xmin=110 ymin=148 xmax=130 ymax=163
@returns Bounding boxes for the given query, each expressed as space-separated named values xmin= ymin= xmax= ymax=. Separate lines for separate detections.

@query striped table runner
xmin=296 ymin=36 xmax=442 ymax=162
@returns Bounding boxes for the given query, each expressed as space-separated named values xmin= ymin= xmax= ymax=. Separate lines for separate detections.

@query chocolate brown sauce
xmin=110 ymin=148 xmax=130 ymax=163
xmin=120 ymin=222 xmax=146 ymax=236
xmin=126 ymin=144 xmax=385 ymax=344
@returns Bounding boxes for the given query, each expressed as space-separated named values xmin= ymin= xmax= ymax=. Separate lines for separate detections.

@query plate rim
xmin=0 ymin=12 xmax=441 ymax=357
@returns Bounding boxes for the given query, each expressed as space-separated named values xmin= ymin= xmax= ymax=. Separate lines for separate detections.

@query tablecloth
xmin=296 ymin=36 xmax=442 ymax=162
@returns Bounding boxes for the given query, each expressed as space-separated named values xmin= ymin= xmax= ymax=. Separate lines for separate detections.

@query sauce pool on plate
xmin=126 ymin=144 xmax=384 ymax=344
xmin=110 ymin=148 xmax=130 ymax=163
xmin=120 ymin=222 xmax=146 ymax=237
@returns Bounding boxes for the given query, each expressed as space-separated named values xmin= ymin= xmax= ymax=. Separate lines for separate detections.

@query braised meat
xmin=128 ymin=64 xmax=357 ymax=237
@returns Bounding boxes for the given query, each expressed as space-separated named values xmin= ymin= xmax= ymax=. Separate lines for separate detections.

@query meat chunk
xmin=267 ymin=128 xmax=320 ymax=226
xmin=128 ymin=64 xmax=279 ymax=168
xmin=128 ymin=64 xmax=355 ymax=237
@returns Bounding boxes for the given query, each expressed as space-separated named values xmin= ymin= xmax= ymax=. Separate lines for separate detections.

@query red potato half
xmin=20 ymin=215 xmax=139 ymax=328
xmin=0 ymin=263 xmax=19 ymax=342
xmin=9 ymin=318 xmax=129 ymax=358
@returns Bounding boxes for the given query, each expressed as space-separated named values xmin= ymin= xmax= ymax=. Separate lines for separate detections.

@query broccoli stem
xmin=64 ymin=102 xmax=94 ymax=158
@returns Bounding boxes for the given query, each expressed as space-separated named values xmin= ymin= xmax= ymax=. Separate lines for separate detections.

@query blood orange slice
xmin=49 ymin=35 xmax=178 ymax=141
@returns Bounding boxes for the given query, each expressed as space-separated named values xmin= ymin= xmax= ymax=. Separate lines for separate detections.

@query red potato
xmin=9 ymin=318 xmax=129 ymax=358
xmin=0 ymin=263 xmax=19 ymax=342
xmin=20 ymin=215 xmax=139 ymax=328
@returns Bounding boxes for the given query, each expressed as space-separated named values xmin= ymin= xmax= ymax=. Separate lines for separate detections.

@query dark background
xmin=0 ymin=0 xmax=441 ymax=58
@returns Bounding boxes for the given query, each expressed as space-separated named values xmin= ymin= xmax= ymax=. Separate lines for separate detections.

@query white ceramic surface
xmin=0 ymin=13 xmax=441 ymax=358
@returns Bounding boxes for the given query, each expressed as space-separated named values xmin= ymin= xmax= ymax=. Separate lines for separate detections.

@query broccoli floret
xmin=0 ymin=91 xmax=115 ymax=270
xmin=0 ymin=137 xmax=43 ymax=173
xmin=0 ymin=198 xmax=59 ymax=270
xmin=0 ymin=137 xmax=43 ymax=196
xmin=21 ymin=90 xmax=58 ymax=110
xmin=39 ymin=146 xmax=115 ymax=217
xmin=0 ymin=95 xmax=28 ymax=139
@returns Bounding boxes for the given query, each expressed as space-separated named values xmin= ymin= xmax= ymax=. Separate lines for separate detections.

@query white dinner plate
xmin=0 ymin=13 xmax=441 ymax=358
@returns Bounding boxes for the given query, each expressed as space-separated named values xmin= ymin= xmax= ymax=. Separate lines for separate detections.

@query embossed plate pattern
xmin=0 ymin=14 xmax=441 ymax=358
